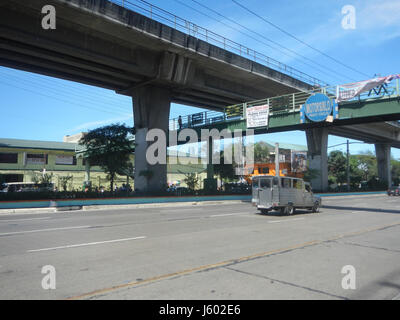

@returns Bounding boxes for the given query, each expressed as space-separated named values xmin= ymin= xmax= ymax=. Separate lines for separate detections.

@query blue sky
xmin=1 ymin=0 xmax=399 ymax=158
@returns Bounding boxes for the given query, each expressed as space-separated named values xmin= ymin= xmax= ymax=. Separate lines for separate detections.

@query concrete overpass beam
xmin=131 ymin=85 xmax=171 ymax=193
xmin=375 ymin=143 xmax=392 ymax=188
xmin=306 ymin=128 xmax=329 ymax=192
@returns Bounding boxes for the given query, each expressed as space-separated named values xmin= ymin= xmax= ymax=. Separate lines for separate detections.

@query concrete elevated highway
xmin=1 ymin=0 xmax=399 ymax=191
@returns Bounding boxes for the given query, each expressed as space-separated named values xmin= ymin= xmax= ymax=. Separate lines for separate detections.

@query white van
xmin=252 ymin=176 xmax=321 ymax=215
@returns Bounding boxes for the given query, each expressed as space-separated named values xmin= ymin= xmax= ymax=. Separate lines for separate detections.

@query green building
xmin=0 ymin=137 xmax=208 ymax=191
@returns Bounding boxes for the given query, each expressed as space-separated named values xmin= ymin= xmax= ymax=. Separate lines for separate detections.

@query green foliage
xmin=253 ymin=142 xmax=270 ymax=163
xmin=328 ymin=149 xmax=400 ymax=191
xmin=183 ymin=173 xmax=199 ymax=191
xmin=59 ymin=175 xmax=73 ymax=191
xmin=391 ymin=159 xmax=400 ymax=185
xmin=79 ymin=123 xmax=134 ymax=191
xmin=303 ymin=168 xmax=319 ymax=182
xmin=328 ymin=150 xmax=347 ymax=184
xmin=32 ymin=172 xmax=54 ymax=184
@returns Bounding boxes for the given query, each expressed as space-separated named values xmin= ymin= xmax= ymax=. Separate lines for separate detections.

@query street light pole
xmin=275 ymin=143 xmax=280 ymax=177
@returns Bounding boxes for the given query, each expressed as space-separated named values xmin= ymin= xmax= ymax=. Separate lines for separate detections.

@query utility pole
xmin=346 ymin=140 xmax=350 ymax=191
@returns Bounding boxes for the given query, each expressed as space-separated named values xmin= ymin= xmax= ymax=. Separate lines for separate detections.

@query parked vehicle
xmin=387 ymin=186 xmax=400 ymax=196
xmin=251 ymin=175 xmax=321 ymax=215
xmin=0 ymin=182 xmax=54 ymax=193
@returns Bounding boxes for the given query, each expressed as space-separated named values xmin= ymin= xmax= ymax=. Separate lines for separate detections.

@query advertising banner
xmin=246 ymin=104 xmax=269 ymax=128
xmin=336 ymin=74 xmax=400 ymax=102
xmin=291 ymin=151 xmax=307 ymax=173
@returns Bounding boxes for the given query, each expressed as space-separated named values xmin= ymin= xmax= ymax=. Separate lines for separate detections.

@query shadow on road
xmin=322 ymin=205 xmax=400 ymax=215
xmin=255 ymin=209 xmax=314 ymax=217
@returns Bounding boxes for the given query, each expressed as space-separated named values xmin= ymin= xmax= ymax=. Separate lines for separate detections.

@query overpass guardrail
xmin=169 ymin=80 xmax=400 ymax=131
xmin=109 ymin=0 xmax=327 ymax=88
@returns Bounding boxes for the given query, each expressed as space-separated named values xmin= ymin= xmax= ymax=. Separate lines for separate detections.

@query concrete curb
xmin=0 ymin=193 xmax=387 ymax=216
xmin=0 ymin=207 xmax=57 ymax=215
xmin=320 ymin=193 xmax=386 ymax=200
xmin=81 ymin=200 xmax=250 ymax=211
xmin=0 ymin=200 xmax=251 ymax=215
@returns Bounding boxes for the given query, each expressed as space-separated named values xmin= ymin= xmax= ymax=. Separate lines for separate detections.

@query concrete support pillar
xmin=131 ymin=85 xmax=171 ymax=192
xmin=375 ymin=143 xmax=392 ymax=188
xmin=306 ymin=127 xmax=329 ymax=192
xmin=204 ymin=136 xmax=217 ymax=192
xmin=206 ymin=136 xmax=214 ymax=180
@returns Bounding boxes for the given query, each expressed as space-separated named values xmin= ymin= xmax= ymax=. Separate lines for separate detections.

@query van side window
xmin=252 ymin=179 xmax=259 ymax=188
xmin=295 ymin=180 xmax=303 ymax=190
xmin=260 ymin=179 xmax=271 ymax=189
xmin=282 ymin=178 xmax=291 ymax=188
xmin=273 ymin=177 xmax=280 ymax=187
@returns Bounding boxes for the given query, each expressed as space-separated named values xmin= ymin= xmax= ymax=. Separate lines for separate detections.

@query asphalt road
xmin=0 ymin=194 xmax=399 ymax=300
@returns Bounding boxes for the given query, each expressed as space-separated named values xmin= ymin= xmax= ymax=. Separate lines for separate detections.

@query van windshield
xmin=260 ymin=178 xmax=272 ymax=189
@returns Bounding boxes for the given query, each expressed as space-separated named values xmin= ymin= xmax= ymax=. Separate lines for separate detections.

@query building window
xmin=0 ymin=153 xmax=18 ymax=164
xmin=0 ymin=174 xmax=23 ymax=183
xmin=260 ymin=167 xmax=269 ymax=174
xmin=26 ymin=153 xmax=48 ymax=165
xmin=55 ymin=155 xmax=77 ymax=165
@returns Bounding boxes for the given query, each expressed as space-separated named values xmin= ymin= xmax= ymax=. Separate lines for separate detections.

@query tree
xmin=32 ymin=172 xmax=54 ymax=184
xmin=59 ymin=175 xmax=73 ymax=191
xmin=183 ymin=173 xmax=199 ymax=191
xmin=391 ymin=158 xmax=400 ymax=185
xmin=79 ymin=124 xmax=134 ymax=192
xmin=328 ymin=150 xmax=347 ymax=185
xmin=303 ymin=168 xmax=319 ymax=183
xmin=253 ymin=142 xmax=270 ymax=163
xmin=355 ymin=153 xmax=377 ymax=181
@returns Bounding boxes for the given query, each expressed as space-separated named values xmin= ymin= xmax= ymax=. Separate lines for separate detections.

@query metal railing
xmin=109 ymin=0 xmax=328 ymax=87
xmin=169 ymin=79 xmax=400 ymax=130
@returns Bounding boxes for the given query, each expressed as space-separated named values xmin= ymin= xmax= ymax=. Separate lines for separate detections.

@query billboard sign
xmin=246 ymin=104 xmax=269 ymax=128
xmin=304 ymin=93 xmax=332 ymax=122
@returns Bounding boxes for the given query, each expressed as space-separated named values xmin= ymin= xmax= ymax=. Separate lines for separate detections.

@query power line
xmin=0 ymin=79 xmax=130 ymax=117
xmin=231 ymin=0 xmax=370 ymax=79
xmin=0 ymin=69 xmax=131 ymax=114
xmin=184 ymin=0 xmax=355 ymax=83
xmin=0 ymin=68 xmax=131 ymax=113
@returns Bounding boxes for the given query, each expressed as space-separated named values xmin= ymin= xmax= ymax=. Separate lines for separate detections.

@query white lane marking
xmin=27 ymin=236 xmax=146 ymax=252
xmin=209 ymin=213 xmax=247 ymax=218
xmin=268 ymin=218 xmax=305 ymax=224
xmin=0 ymin=225 xmax=91 ymax=236
xmin=0 ymin=217 xmax=50 ymax=223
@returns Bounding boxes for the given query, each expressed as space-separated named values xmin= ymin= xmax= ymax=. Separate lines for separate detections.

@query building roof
xmin=0 ymin=137 xmax=308 ymax=154
xmin=0 ymin=138 xmax=81 ymax=152
xmin=262 ymin=140 xmax=308 ymax=152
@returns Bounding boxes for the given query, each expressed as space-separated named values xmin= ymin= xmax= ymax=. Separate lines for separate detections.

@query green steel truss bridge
xmin=169 ymin=79 xmax=400 ymax=147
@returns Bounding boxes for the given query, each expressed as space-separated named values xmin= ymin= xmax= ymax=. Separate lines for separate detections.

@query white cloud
xmin=69 ymin=114 xmax=132 ymax=132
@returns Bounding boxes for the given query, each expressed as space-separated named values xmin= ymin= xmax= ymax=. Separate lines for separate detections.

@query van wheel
xmin=282 ymin=206 xmax=294 ymax=215
xmin=312 ymin=203 xmax=320 ymax=213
